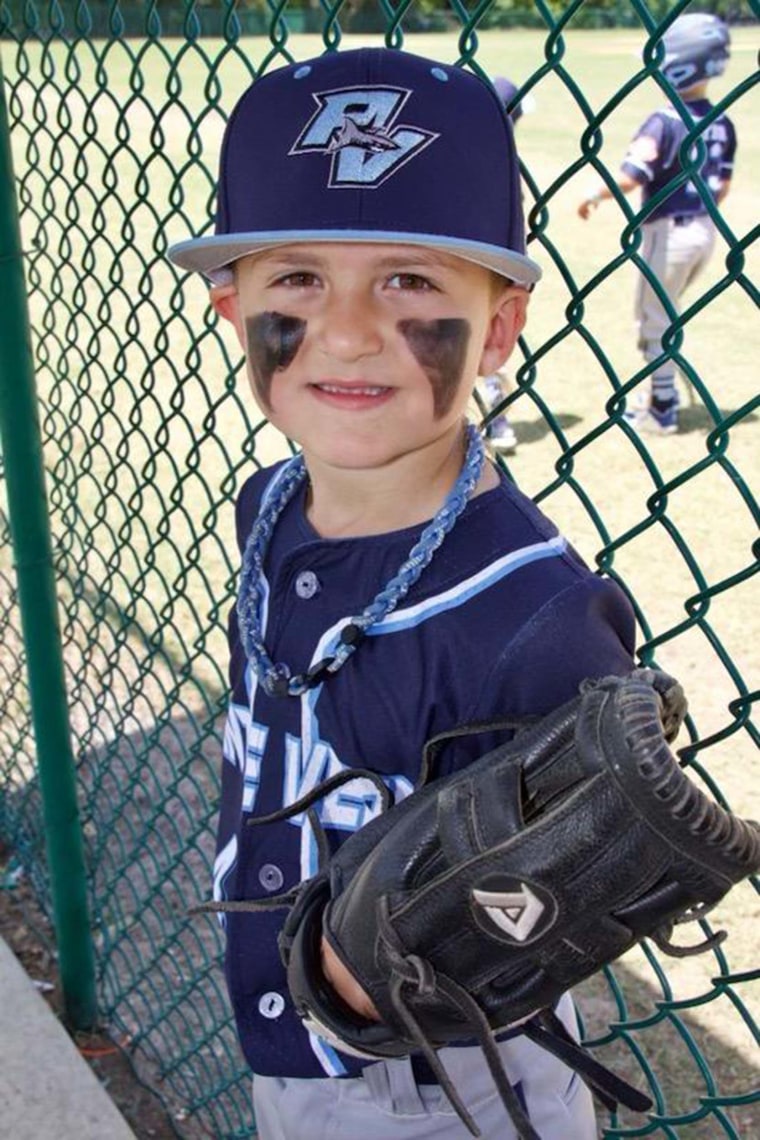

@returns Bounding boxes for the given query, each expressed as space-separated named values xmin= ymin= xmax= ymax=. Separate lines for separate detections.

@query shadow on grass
xmin=676 ymin=404 xmax=759 ymax=436
xmin=577 ymin=950 xmax=760 ymax=1139
xmin=511 ymin=411 xmax=584 ymax=445
xmin=1 ymin=707 xmax=255 ymax=1140
xmin=509 ymin=405 xmax=757 ymax=446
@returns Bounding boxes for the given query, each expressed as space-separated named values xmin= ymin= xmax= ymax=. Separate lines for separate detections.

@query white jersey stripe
xmin=212 ymin=834 xmax=238 ymax=911
xmin=305 ymin=534 xmax=568 ymax=673
xmin=308 ymin=1028 xmax=348 ymax=1076
xmin=370 ymin=534 xmax=568 ymax=633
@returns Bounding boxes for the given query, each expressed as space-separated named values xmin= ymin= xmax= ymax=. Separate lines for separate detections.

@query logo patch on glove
xmin=472 ymin=876 xmax=557 ymax=944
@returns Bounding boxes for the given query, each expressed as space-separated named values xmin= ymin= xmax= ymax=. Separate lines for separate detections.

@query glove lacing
xmin=190 ymin=767 xmax=392 ymax=916
xmin=192 ymin=762 xmax=653 ymax=1140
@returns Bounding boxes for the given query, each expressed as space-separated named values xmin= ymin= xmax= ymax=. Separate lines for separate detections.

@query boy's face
xmin=212 ymin=242 xmax=527 ymax=472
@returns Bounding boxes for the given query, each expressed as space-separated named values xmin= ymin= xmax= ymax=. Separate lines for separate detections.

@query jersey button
xmin=259 ymin=992 xmax=285 ymax=1019
xmin=259 ymin=863 xmax=284 ymax=892
xmin=295 ymin=570 xmax=320 ymax=599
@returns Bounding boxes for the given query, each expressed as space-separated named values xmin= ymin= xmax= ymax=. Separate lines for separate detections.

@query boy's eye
xmin=275 ymin=271 xmax=320 ymax=288
xmin=387 ymin=272 xmax=436 ymax=292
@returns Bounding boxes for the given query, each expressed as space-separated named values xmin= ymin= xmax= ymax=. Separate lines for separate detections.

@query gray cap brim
xmin=168 ymin=228 xmax=542 ymax=288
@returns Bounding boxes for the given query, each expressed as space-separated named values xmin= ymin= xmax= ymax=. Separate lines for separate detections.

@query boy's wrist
xmin=320 ymin=934 xmax=380 ymax=1021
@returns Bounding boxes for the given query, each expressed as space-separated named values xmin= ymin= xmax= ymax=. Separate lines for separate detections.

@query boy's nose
xmin=316 ymin=290 xmax=383 ymax=362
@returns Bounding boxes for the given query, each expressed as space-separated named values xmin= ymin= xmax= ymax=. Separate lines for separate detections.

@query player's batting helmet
xmin=660 ymin=13 xmax=731 ymax=91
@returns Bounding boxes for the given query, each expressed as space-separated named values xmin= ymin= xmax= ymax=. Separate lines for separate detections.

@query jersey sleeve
xmin=474 ymin=575 xmax=637 ymax=721
xmin=620 ymin=112 xmax=666 ymax=184
xmin=430 ymin=574 xmax=637 ymax=778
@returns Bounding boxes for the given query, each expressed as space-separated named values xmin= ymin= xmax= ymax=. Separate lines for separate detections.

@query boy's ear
xmin=478 ymin=288 xmax=529 ymax=378
xmin=210 ymin=282 xmax=245 ymax=349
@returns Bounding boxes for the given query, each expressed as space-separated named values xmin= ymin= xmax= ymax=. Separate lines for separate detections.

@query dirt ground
xmin=0 ymin=844 xmax=180 ymax=1140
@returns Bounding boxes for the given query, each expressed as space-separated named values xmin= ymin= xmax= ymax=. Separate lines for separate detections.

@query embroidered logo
xmin=290 ymin=85 xmax=438 ymax=188
xmin=472 ymin=879 xmax=557 ymax=944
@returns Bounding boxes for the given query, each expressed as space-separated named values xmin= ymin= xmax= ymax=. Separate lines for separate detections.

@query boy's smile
xmin=213 ymin=242 xmax=527 ymax=479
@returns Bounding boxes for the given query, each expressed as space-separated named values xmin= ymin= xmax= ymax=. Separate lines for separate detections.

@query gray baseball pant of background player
xmin=635 ymin=214 xmax=716 ymax=406
xmin=252 ymin=992 xmax=596 ymax=1139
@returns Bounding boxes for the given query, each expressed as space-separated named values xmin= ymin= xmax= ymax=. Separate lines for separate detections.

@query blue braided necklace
xmin=237 ymin=422 xmax=485 ymax=698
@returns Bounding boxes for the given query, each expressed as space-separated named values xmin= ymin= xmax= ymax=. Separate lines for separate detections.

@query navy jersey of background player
xmin=621 ymin=98 xmax=736 ymax=221
xmin=214 ymin=460 xmax=635 ymax=1080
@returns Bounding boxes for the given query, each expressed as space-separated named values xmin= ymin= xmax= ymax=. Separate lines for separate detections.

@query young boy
xmin=578 ymin=13 xmax=735 ymax=435
xmin=169 ymin=47 xmax=636 ymax=1139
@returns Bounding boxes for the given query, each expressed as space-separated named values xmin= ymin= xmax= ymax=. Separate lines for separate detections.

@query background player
xmin=479 ymin=75 xmax=526 ymax=455
xmin=169 ymin=47 xmax=636 ymax=1138
xmin=578 ymin=13 xmax=735 ymax=434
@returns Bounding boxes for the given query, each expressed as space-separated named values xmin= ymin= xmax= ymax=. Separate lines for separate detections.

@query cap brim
xmin=168 ymin=229 xmax=542 ymax=288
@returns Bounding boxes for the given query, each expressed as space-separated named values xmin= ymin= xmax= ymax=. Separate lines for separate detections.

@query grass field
xmin=1 ymin=23 xmax=758 ymax=1138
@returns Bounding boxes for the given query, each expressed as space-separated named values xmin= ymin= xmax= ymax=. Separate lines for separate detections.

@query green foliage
xmin=478 ymin=0 xmax=752 ymax=30
xmin=1 ymin=1 xmax=753 ymax=39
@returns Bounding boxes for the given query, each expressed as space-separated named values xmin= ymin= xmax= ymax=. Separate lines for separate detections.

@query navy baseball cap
xmin=168 ymin=48 xmax=541 ymax=288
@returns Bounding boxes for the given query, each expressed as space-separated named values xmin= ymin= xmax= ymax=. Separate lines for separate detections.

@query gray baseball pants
xmin=635 ymin=214 xmax=716 ymax=402
xmin=252 ymin=992 xmax=597 ymax=1139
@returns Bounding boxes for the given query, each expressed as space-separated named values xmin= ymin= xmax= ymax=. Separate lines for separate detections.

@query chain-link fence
xmin=0 ymin=1 xmax=758 ymax=1137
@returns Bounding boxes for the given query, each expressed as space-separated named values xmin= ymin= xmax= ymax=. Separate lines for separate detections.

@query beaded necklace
xmin=237 ymin=422 xmax=485 ymax=697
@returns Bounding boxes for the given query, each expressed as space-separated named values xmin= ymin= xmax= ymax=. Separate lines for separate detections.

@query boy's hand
xmin=320 ymin=935 xmax=380 ymax=1020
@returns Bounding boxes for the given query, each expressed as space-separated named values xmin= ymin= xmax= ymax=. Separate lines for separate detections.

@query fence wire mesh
xmin=0 ymin=1 xmax=758 ymax=1137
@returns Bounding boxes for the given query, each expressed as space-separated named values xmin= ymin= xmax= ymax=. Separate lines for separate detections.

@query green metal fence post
xmin=0 ymin=51 xmax=97 ymax=1030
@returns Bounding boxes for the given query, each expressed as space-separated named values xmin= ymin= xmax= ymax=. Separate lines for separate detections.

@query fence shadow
xmin=511 ymin=405 xmax=757 ymax=447
xmin=512 ymin=411 xmax=584 ymax=444
xmin=677 ymin=404 xmax=759 ymax=435
xmin=576 ymin=958 xmax=760 ymax=1138
xmin=3 ymin=701 xmax=253 ymax=1139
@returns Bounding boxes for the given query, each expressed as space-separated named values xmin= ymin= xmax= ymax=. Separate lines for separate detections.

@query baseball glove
xmin=207 ymin=670 xmax=760 ymax=1139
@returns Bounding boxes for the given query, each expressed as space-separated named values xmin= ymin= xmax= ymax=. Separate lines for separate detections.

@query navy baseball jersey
xmin=621 ymin=98 xmax=735 ymax=221
xmin=215 ymin=461 xmax=636 ymax=1079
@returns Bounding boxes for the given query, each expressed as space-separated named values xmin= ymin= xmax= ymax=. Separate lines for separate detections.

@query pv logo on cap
xmin=472 ymin=877 xmax=557 ymax=945
xmin=290 ymin=85 xmax=438 ymax=188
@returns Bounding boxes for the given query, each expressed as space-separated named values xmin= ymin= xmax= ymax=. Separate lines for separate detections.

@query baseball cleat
xmin=624 ymin=402 xmax=679 ymax=436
